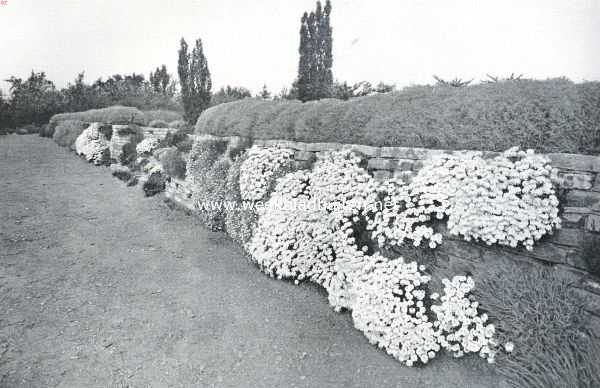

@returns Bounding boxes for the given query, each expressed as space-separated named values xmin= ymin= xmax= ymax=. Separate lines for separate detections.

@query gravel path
xmin=0 ymin=135 xmax=500 ymax=387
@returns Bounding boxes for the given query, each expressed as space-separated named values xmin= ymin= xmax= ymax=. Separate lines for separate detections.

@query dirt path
xmin=0 ymin=135 xmax=500 ymax=388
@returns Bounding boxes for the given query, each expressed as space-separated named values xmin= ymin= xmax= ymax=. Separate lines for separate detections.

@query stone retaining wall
xmin=180 ymin=134 xmax=600 ymax=324
xmin=110 ymin=125 xmax=176 ymax=161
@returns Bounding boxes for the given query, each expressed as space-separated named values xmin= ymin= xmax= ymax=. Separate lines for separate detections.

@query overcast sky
xmin=1 ymin=0 xmax=599 ymax=95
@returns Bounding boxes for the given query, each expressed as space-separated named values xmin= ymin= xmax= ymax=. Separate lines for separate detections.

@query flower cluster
xmin=243 ymin=147 xmax=532 ymax=368
xmin=246 ymin=171 xmax=339 ymax=286
xmin=135 ymin=137 xmax=160 ymax=156
xmin=245 ymin=154 xmax=371 ymax=311
xmin=351 ymin=256 xmax=441 ymax=366
xmin=413 ymin=148 xmax=561 ymax=250
xmin=239 ymin=146 xmax=294 ymax=201
xmin=74 ymin=123 xmax=110 ymax=165
xmin=140 ymin=156 xmax=163 ymax=174
xmin=431 ymin=276 xmax=499 ymax=363
xmin=367 ymin=179 xmax=444 ymax=249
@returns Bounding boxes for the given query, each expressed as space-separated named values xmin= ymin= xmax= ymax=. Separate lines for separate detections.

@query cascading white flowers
xmin=239 ymin=146 xmax=294 ymax=201
xmin=244 ymin=146 xmax=557 ymax=367
xmin=74 ymin=123 xmax=111 ymax=165
xmin=135 ymin=137 xmax=160 ymax=156
xmin=367 ymin=178 xmax=444 ymax=249
xmin=351 ymin=256 xmax=441 ymax=366
xmin=432 ymin=276 xmax=498 ymax=363
xmin=412 ymin=147 xmax=561 ymax=250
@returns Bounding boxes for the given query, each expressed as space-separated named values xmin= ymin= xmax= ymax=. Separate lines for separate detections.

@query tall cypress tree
xmin=297 ymin=12 xmax=311 ymax=102
xmin=190 ymin=39 xmax=212 ymax=123
xmin=321 ymin=0 xmax=333 ymax=97
xmin=178 ymin=37 xmax=212 ymax=124
xmin=177 ymin=38 xmax=192 ymax=122
xmin=296 ymin=1 xmax=333 ymax=102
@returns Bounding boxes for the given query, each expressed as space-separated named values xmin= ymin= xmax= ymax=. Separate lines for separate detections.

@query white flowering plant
xmin=243 ymin=147 xmax=528 ymax=368
xmin=432 ymin=276 xmax=498 ymax=363
xmin=351 ymin=256 xmax=441 ymax=366
xmin=412 ymin=147 xmax=561 ymax=250
xmin=135 ymin=137 xmax=160 ymax=156
xmin=239 ymin=146 xmax=294 ymax=201
xmin=74 ymin=123 xmax=111 ymax=165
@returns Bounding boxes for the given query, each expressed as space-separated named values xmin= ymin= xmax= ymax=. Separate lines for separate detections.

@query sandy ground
xmin=0 ymin=134 xmax=501 ymax=387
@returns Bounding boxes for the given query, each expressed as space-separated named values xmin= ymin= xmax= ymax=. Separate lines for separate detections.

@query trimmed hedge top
xmin=195 ymin=79 xmax=600 ymax=154
xmin=49 ymin=106 xmax=184 ymax=130
xmin=142 ymin=110 xmax=183 ymax=124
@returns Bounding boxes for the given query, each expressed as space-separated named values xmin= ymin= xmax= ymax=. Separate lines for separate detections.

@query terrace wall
xmin=167 ymin=134 xmax=600 ymax=324
xmin=109 ymin=125 xmax=175 ymax=161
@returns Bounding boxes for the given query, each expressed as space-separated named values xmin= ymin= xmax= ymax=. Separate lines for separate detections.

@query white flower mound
xmin=74 ymin=123 xmax=110 ymax=165
xmin=413 ymin=147 xmax=561 ymax=250
xmin=351 ymin=256 xmax=440 ymax=366
xmin=367 ymin=178 xmax=444 ymax=249
xmin=432 ymin=276 xmax=499 ymax=363
xmin=239 ymin=146 xmax=294 ymax=201
xmin=244 ymin=147 xmax=530 ymax=367
xmin=247 ymin=170 xmax=352 ymax=307
xmin=136 ymin=137 xmax=160 ymax=156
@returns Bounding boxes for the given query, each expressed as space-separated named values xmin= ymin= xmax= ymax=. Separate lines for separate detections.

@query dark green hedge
xmin=49 ymin=106 xmax=183 ymax=133
xmin=195 ymin=79 xmax=600 ymax=154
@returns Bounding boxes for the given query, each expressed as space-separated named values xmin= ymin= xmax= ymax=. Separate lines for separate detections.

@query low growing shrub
xmin=175 ymin=136 xmax=194 ymax=153
xmin=39 ymin=123 xmax=53 ymax=137
xmin=160 ymin=129 xmax=192 ymax=149
xmin=160 ymin=148 xmax=187 ymax=179
xmin=53 ymin=120 xmax=89 ymax=147
xmin=186 ymin=137 xmax=231 ymax=231
xmin=120 ymin=139 xmax=140 ymax=166
xmin=110 ymin=163 xmax=132 ymax=182
xmin=142 ymin=171 xmax=166 ymax=197
xmin=17 ymin=123 xmax=41 ymax=135
xmin=224 ymin=154 xmax=256 ymax=245
xmin=194 ymin=157 xmax=231 ymax=231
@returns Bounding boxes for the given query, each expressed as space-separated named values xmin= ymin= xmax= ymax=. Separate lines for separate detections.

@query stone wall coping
xmin=194 ymin=133 xmax=600 ymax=173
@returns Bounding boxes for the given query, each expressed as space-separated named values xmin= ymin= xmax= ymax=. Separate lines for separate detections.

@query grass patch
xmin=470 ymin=261 xmax=600 ymax=388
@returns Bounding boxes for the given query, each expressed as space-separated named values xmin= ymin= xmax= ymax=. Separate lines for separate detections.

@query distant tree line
xmin=0 ymin=69 xmax=180 ymax=129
